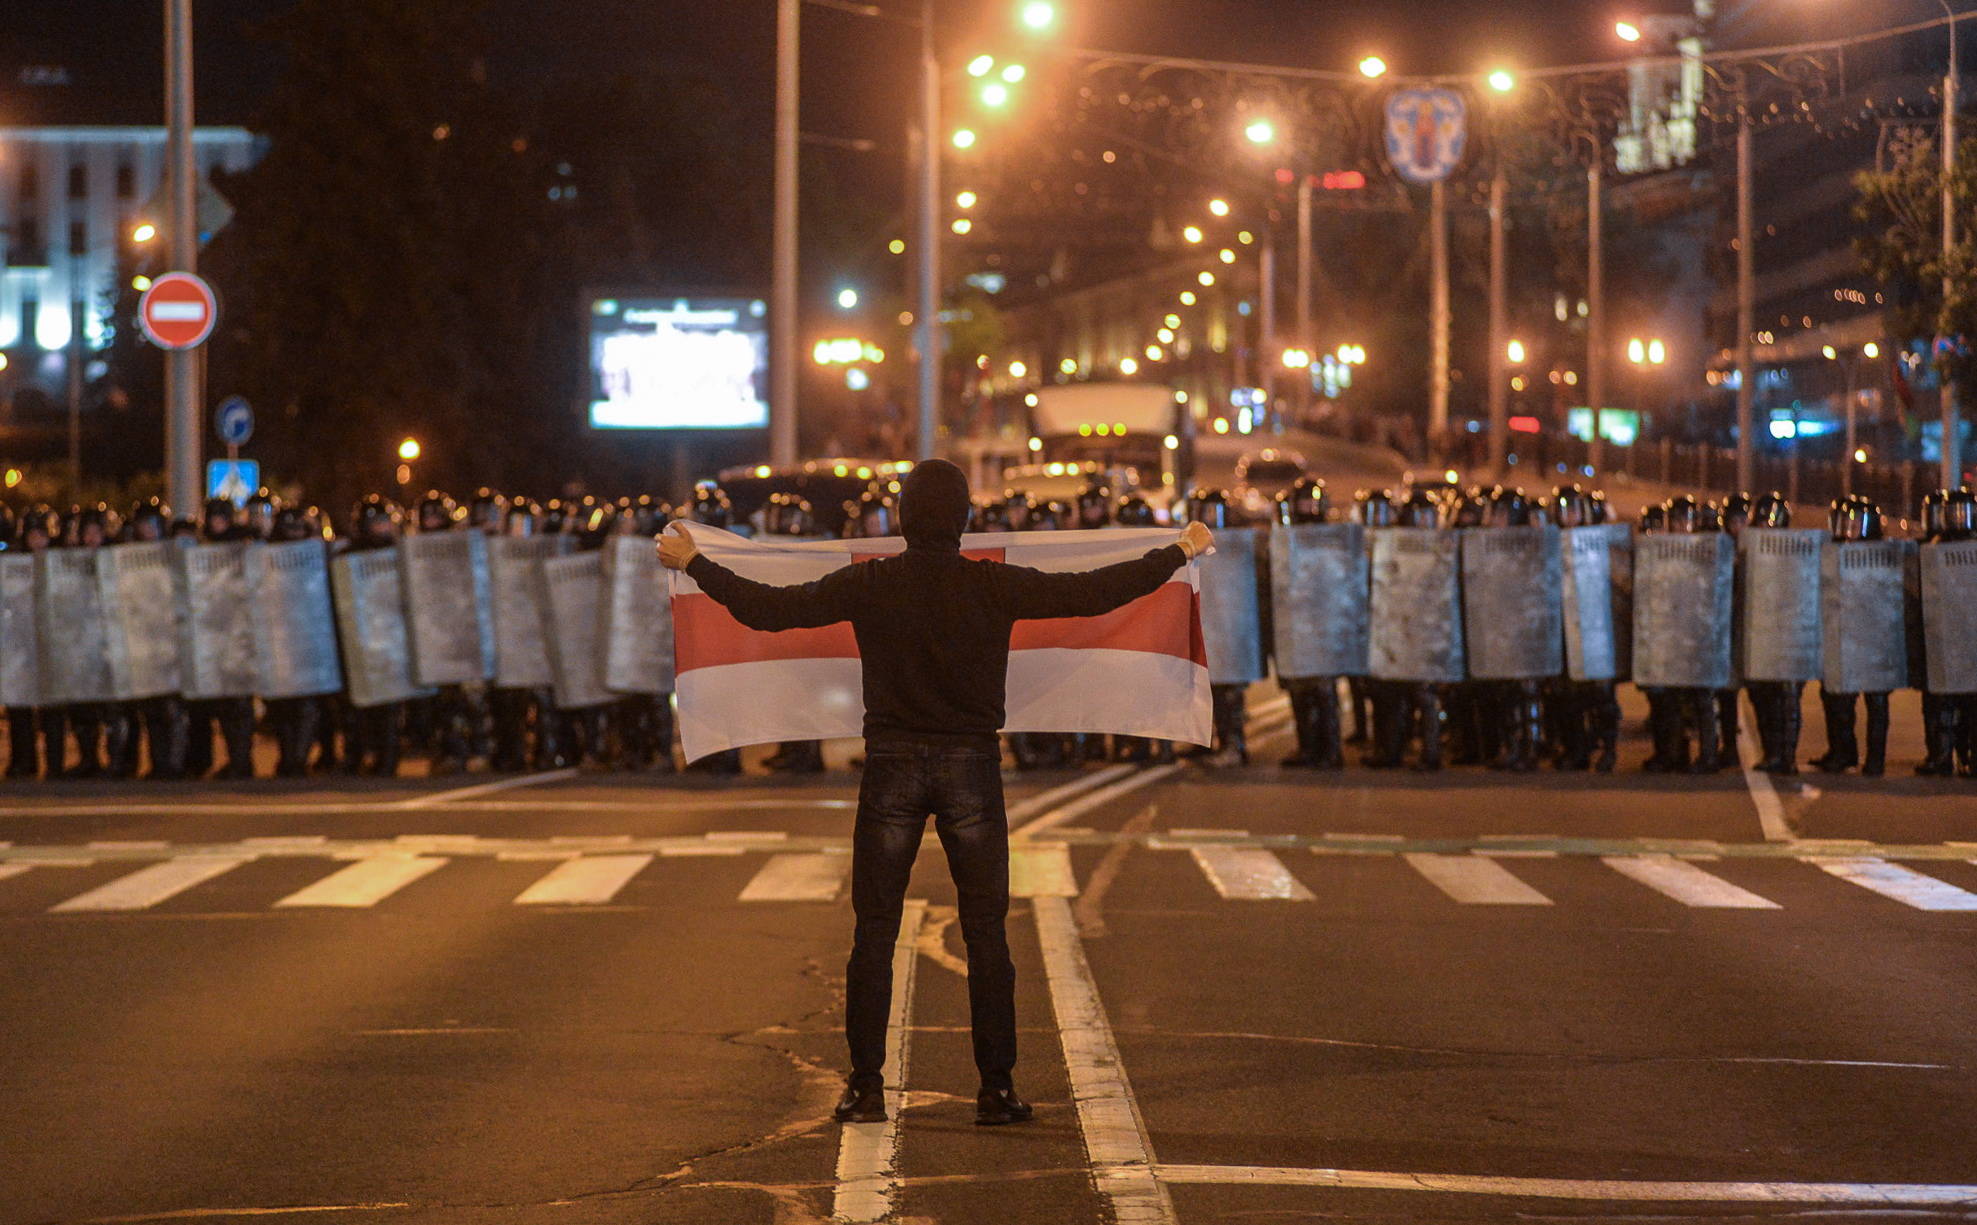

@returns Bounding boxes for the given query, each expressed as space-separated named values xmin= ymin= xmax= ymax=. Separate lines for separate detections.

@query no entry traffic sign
xmin=138 ymin=271 xmax=218 ymax=350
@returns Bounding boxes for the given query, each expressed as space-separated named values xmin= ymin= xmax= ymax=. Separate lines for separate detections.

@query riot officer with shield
xmin=119 ymin=498 xmax=190 ymax=780
xmin=183 ymin=498 xmax=258 ymax=780
xmin=1185 ymin=488 xmax=1266 ymax=767
xmin=59 ymin=505 xmax=123 ymax=779
xmin=1344 ymin=490 xmax=1396 ymax=750
xmin=1813 ymin=497 xmax=1897 ymax=776
xmin=1364 ymin=489 xmax=1449 ymax=771
xmin=1273 ymin=478 xmax=1347 ymax=769
xmin=1076 ymin=480 xmax=1113 ymax=530
xmin=262 ymin=506 xmax=328 ymax=777
xmin=1917 ymin=488 xmax=1977 ymax=776
xmin=1737 ymin=492 xmax=1811 ymax=775
xmin=341 ymin=496 xmax=409 ymax=777
xmin=1549 ymin=486 xmax=1621 ymax=772
xmin=468 ymin=488 xmax=506 ymax=534
xmin=8 ymin=508 xmax=63 ymax=777
xmin=1653 ymin=495 xmax=1724 ymax=774
xmin=408 ymin=490 xmax=485 ymax=774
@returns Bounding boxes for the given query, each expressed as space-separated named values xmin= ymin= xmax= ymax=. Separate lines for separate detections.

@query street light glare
xmin=1019 ymin=1 xmax=1056 ymax=32
xmin=1647 ymin=339 xmax=1666 ymax=364
xmin=951 ymin=217 xmax=973 ymax=234
xmin=952 ymin=128 xmax=978 ymax=150
xmin=967 ymin=54 xmax=995 ymax=77
xmin=1208 ymin=198 xmax=1231 ymax=217
xmin=1218 ymin=248 xmax=1236 ymax=264
xmin=1864 ymin=341 xmax=1882 ymax=359
xmin=1119 ymin=356 xmax=1140 ymax=376
xmin=1358 ymin=56 xmax=1388 ymax=79
xmin=956 ymin=190 xmax=978 ymax=209
xmin=1197 ymin=271 xmax=1216 ymax=286
xmin=1487 ymin=69 xmax=1516 ymax=93
xmin=1001 ymin=63 xmax=1026 ymax=83
xmin=1244 ymin=118 xmax=1277 ymax=145
xmin=398 ymin=438 xmax=422 ymax=462
xmin=1179 ymin=290 xmax=1197 ymax=306
xmin=1507 ymin=339 xmax=1526 ymax=363
xmin=836 ymin=287 xmax=859 ymax=310
xmin=131 ymin=222 xmax=158 ymax=243
xmin=888 ymin=238 xmax=906 ymax=254
xmin=981 ymin=82 xmax=1011 ymax=107
xmin=1627 ymin=338 xmax=1646 ymax=364
xmin=1182 ymin=225 xmax=1204 ymax=244
xmin=1615 ymin=20 xmax=1642 ymax=42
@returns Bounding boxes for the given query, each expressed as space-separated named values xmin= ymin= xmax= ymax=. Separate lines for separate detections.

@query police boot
xmin=532 ymin=697 xmax=572 ymax=770
xmin=1553 ymin=686 xmax=1590 ymax=771
xmin=1717 ymin=690 xmax=1742 ymax=769
xmin=216 ymin=699 xmax=257 ymax=780
xmin=1689 ymin=691 xmax=1721 ymax=774
xmin=1750 ymin=686 xmax=1781 ymax=772
xmin=1412 ymin=687 xmax=1443 ymax=772
xmin=1642 ymin=691 xmax=1674 ymax=773
xmin=104 ymin=708 xmax=140 ymax=780
xmin=1862 ymin=692 xmax=1890 ymax=778
xmin=429 ymin=690 xmax=470 ymax=776
xmin=283 ymin=700 xmax=321 ymax=778
xmin=144 ymin=696 xmax=189 ymax=782
xmin=6 ymin=707 xmax=38 ymax=778
xmin=39 ymin=708 xmax=68 ymax=779
xmin=183 ymin=704 xmax=215 ymax=779
xmin=649 ymin=698 xmax=677 ymax=773
xmin=1591 ymin=685 xmax=1620 ymax=774
xmin=63 ymin=708 xmax=104 ymax=780
xmin=1345 ymin=678 xmax=1370 ymax=746
xmin=315 ymin=696 xmax=344 ymax=773
xmin=1313 ymin=684 xmax=1345 ymax=770
xmin=1208 ymin=685 xmax=1248 ymax=767
xmin=1279 ymin=688 xmax=1318 ymax=768
xmin=1812 ymin=688 xmax=1857 ymax=773
xmin=1511 ymin=687 xmax=1544 ymax=773
xmin=1918 ymin=694 xmax=1957 ymax=776
xmin=1956 ymin=697 xmax=1977 ymax=778
xmin=488 ymin=691 xmax=525 ymax=772
xmin=369 ymin=706 xmax=403 ymax=778
xmin=1767 ymin=683 xmax=1802 ymax=776
xmin=1364 ymin=686 xmax=1404 ymax=769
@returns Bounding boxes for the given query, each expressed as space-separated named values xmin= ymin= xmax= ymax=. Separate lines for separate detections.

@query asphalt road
xmin=3 ymin=688 xmax=1977 ymax=1225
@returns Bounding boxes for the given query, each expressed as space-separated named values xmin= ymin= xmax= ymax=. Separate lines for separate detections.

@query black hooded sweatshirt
xmin=684 ymin=459 xmax=1186 ymax=747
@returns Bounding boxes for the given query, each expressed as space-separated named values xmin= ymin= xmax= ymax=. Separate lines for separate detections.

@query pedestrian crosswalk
xmin=5 ymin=841 xmax=1977 ymax=918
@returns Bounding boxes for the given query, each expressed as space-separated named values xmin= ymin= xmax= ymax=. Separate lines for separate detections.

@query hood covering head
xmin=898 ymin=458 xmax=972 ymax=549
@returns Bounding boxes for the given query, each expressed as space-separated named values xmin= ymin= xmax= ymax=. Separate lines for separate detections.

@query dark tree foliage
xmin=1855 ymin=138 xmax=1977 ymax=386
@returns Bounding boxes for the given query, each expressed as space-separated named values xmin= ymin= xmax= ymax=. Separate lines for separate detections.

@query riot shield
xmin=1561 ymin=524 xmax=1631 ymax=682
xmin=601 ymin=535 xmax=674 ymax=695
xmin=247 ymin=540 xmax=343 ymax=699
xmin=175 ymin=542 xmax=258 ymax=700
xmin=36 ymin=550 xmax=112 ymax=704
xmin=1369 ymin=527 xmax=1465 ymax=683
xmin=488 ymin=535 xmax=571 ymax=689
xmin=1821 ymin=539 xmax=1911 ymax=694
xmin=535 ymin=550 xmax=612 ymax=710
xmin=1198 ymin=527 xmax=1264 ymax=684
xmin=331 ymin=548 xmax=428 ymax=708
xmin=1738 ymin=527 xmax=1824 ymax=683
xmin=98 ymin=540 xmax=182 ymax=700
xmin=1268 ymin=523 xmax=1368 ymax=679
xmin=1460 ymin=525 xmax=1563 ymax=680
xmin=1920 ymin=538 xmax=1977 ymax=694
xmin=0 ymin=554 xmax=39 ymax=708
xmin=1631 ymin=532 xmax=1734 ymax=689
xmin=399 ymin=531 xmax=495 ymax=687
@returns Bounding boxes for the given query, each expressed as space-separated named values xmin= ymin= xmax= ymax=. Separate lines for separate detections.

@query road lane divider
xmin=833 ymin=897 xmax=926 ymax=1224
xmin=512 ymin=854 xmax=654 ymax=906
xmin=1009 ymin=843 xmax=1078 ymax=898
xmin=1154 ymin=1164 xmax=1977 ymax=1205
xmin=390 ymin=767 xmax=579 ymax=809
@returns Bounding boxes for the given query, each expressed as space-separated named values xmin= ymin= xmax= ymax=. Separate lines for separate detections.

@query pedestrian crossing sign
xmin=206 ymin=458 xmax=260 ymax=507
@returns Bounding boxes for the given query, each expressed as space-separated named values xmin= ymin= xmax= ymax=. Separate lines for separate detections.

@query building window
xmin=116 ymin=162 xmax=134 ymax=198
xmin=69 ymin=220 xmax=86 ymax=256
xmin=19 ymin=296 xmax=39 ymax=349
xmin=10 ymin=219 xmax=43 ymax=266
xmin=67 ymin=163 xmax=87 ymax=200
xmin=18 ymin=161 xmax=38 ymax=203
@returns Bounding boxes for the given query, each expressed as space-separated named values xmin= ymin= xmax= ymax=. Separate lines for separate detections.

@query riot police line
xmin=1186 ymin=478 xmax=1977 ymax=780
xmin=4 ymin=472 xmax=1972 ymax=784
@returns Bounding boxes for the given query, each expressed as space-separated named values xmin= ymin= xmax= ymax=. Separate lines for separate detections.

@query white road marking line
xmin=1033 ymin=894 xmax=1176 ymax=1224
xmin=1010 ymin=842 xmax=1079 ymax=897
xmin=833 ymin=898 xmax=925 ymax=1224
xmin=51 ymin=856 xmax=252 ymax=913
xmin=1005 ymin=762 xmax=1139 ymax=823
xmin=657 ymin=844 xmax=746 ymax=857
xmin=1013 ymin=764 xmax=1182 ymax=841
xmin=1602 ymin=854 xmax=1780 ymax=909
xmin=1403 ymin=853 xmax=1552 ymax=906
xmin=707 ymin=830 xmax=789 ymax=843
xmin=87 ymin=839 xmax=170 ymax=850
xmin=1188 ymin=847 xmax=1314 ymax=901
xmin=390 ymin=767 xmax=577 ymax=809
xmin=1808 ymin=858 xmax=1977 ymax=911
xmin=738 ymin=852 xmax=851 ymax=902
xmin=273 ymin=857 xmax=448 ymax=908
xmin=1154 ymin=1164 xmax=1977 ymax=1204
xmin=1737 ymin=693 xmax=1795 ymax=842
xmin=241 ymin=835 xmax=329 ymax=847
xmin=0 ymin=797 xmax=861 ymax=819
xmin=512 ymin=854 xmax=653 ymax=906
xmin=0 ymin=863 xmax=31 ymax=884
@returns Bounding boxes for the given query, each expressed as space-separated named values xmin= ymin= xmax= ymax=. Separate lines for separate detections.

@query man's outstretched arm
xmin=991 ymin=522 xmax=1211 ymax=621
xmin=662 ymin=523 xmax=859 ymax=631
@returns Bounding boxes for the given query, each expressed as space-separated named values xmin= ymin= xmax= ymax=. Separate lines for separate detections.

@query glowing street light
xmin=1119 ymin=356 xmax=1140 ymax=375
xmin=981 ymin=82 xmax=1011 ymax=107
xmin=1197 ymin=271 xmax=1216 ymax=286
xmin=952 ymin=128 xmax=978 ymax=150
xmin=967 ymin=54 xmax=996 ymax=77
xmin=887 ymin=238 xmax=906 ymax=255
xmin=130 ymin=222 xmax=158 ymax=244
xmin=1179 ymin=290 xmax=1197 ymax=306
xmin=1864 ymin=341 xmax=1882 ymax=359
xmin=1615 ymin=20 xmax=1643 ymax=42
xmin=1506 ymin=338 xmax=1527 ymax=364
xmin=1218 ymin=248 xmax=1236 ymax=264
xmin=1182 ymin=224 xmax=1204 ymax=244
xmin=1487 ymin=69 xmax=1516 ymax=93
xmin=951 ymin=217 xmax=973 ymax=235
xmin=1001 ymin=63 xmax=1026 ymax=83
xmin=1019 ymin=1 xmax=1056 ymax=32
xmin=1244 ymin=118 xmax=1277 ymax=145
xmin=1208 ymin=198 xmax=1231 ymax=217
xmin=1008 ymin=360 xmax=1027 ymax=378
xmin=1358 ymin=56 xmax=1388 ymax=79
xmin=836 ymin=287 xmax=860 ymax=310
xmin=955 ymin=190 xmax=978 ymax=209
xmin=398 ymin=438 xmax=422 ymax=462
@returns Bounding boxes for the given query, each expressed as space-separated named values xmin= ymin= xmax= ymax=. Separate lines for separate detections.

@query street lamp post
xmin=1942 ymin=1 xmax=1962 ymax=489
xmin=163 ymin=0 xmax=200 ymax=516
xmin=1487 ymin=171 xmax=1509 ymax=472
xmin=1586 ymin=162 xmax=1607 ymax=473
xmin=915 ymin=0 xmax=940 ymax=461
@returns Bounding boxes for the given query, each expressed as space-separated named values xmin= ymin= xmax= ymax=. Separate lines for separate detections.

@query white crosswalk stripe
xmin=50 ymin=856 xmax=251 ymax=913
xmin=273 ymin=856 xmax=448 ymax=908
xmin=1010 ymin=843 xmax=1079 ymax=897
xmin=1601 ymin=854 xmax=1780 ymax=909
xmin=1806 ymin=858 xmax=1977 ymax=911
xmin=0 ymin=863 xmax=32 ymax=884
xmin=513 ymin=854 xmax=653 ymax=905
xmin=1403 ymin=853 xmax=1552 ymax=905
xmin=1189 ymin=847 xmax=1314 ymax=900
xmin=738 ymin=853 xmax=852 ymax=902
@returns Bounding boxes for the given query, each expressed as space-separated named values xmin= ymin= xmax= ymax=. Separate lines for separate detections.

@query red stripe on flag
xmin=673 ymin=593 xmax=861 ymax=670
xmin=1010 ymin=581 xmax=1207 ymax=664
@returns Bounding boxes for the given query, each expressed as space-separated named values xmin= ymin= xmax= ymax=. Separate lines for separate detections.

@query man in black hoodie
xmin=660 ymin=459 xmax=1211 ymax=1126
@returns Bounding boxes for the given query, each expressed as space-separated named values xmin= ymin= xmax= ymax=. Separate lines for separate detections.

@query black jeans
xmin=847 ymin=739 xmax=1015 ymax=1093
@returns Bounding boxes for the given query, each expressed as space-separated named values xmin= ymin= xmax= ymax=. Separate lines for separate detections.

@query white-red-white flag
xmin=668 ymin=524 xmax=1211 ymax=761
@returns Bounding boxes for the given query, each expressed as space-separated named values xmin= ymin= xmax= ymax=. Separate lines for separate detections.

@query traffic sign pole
xmin=164 ymin=0 xmax=201 ymax=520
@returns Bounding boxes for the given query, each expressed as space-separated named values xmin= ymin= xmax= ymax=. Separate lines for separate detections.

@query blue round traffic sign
xmin=215 ymin=396 xmax=254 ymax=447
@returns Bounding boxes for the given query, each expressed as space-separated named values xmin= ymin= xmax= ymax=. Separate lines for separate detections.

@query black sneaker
xmin=833 ymin=1081 xmax=886 ymax=1124
xmin=974 ymin=1086 xmax=1034 ymax=1126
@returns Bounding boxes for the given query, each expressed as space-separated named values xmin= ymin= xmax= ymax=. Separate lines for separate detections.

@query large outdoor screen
xmin=587 ymin=296 xmax=770 ymax=430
